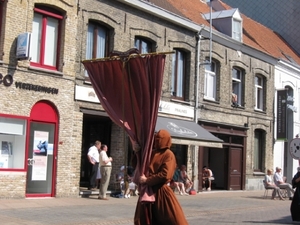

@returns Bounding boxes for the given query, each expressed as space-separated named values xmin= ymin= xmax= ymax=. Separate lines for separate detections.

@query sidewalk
xmin=0 ymin=190 xmax=298 ymax=225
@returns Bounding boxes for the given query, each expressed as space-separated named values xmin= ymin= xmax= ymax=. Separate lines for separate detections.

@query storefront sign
xmin=15 ymin=82 xmax=58 ymax=94
xmin=0 ymin=74 xmax=13 ymax=87
xmin=276 ymin=89 xmax=287 ymax=140
xmin=75 ymin=85 xmax=100 ymax=103
xmin=158 ymin=100 xmax=194 ymax=118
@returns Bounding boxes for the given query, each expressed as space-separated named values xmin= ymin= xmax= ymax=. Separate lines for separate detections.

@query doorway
xmin=26 ymin=101 xmax=58 ymax=197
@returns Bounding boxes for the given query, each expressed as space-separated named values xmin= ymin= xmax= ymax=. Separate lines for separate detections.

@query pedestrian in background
xmin=98 ymin=144 xmax=113 ymax=200
xmin=87 ymin=140 xmax=101 ymax=190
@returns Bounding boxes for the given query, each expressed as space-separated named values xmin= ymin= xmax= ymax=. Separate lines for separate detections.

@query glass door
xmin=26 ymin=122 xmax=55 ymax=196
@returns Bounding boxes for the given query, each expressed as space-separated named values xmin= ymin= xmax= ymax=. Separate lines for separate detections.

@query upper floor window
xmin=232 ymin=67 xmax=244 ymax=107
xmin=204 ymin=60 xmax=218 ymax=101
xmin=232 ymin=19 xmax=242 ymax=42
xmin=86 ymin=22 xmax=108 ymax=60
xmin=30 ymin=6 xmax=63 ymax=70
xmin=255 ymin=75 xmax=265 ymax=111
xmin=134 ymin=37 xmax=153 ymax=54
xmin=171 ymin=49 xmax=186 ymax=100
xmin=254 ymin=129 xmax=265 ymax=172
xmin=85 ymin=22 xmax=109 ymax=78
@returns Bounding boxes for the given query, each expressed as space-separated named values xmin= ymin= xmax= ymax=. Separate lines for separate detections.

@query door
xmin=26 ymin=101 xmax=58 ymax=197
xmin=26 ymin=122 xmax=55 ymax=196
xmin=229 ymin=147 xmax=242 ymax=190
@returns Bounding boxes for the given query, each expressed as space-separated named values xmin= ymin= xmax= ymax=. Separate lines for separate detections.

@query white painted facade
xmin=274 ymin=61 xmax=300 ymax=182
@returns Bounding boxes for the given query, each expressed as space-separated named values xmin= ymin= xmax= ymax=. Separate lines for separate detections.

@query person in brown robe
xmin=134 ymin=129 xmax=188 ymax=225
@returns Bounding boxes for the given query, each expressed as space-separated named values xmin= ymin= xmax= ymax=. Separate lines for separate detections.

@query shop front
xmin=0 ymin=100 xmax=59 ymax=198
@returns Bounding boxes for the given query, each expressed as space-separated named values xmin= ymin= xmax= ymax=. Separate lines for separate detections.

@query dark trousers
xmin=89 ymin=163 xmax=99 ymax=188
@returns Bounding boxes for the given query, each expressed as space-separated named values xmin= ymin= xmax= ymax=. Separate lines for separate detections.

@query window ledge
xmin=253 ymin=172 xmax=265 ymax=176
xmin=170 ymin=98 xmax=193 ymax=106
xmin=29 ymin=66 xmax=63 ymax=76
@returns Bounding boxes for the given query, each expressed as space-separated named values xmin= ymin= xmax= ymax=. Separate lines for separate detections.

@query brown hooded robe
xmin=134 ymin=129 xmax=188 ymax=225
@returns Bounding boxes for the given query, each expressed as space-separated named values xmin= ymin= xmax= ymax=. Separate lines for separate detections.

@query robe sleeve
xmin=146 ymin=150 xmax=176 ymax=187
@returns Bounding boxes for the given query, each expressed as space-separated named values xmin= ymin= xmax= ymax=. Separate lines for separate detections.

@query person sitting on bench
xmin=202 ymin=166 xmax=214 ymax=191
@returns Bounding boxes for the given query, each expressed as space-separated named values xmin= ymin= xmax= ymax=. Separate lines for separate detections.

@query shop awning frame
xmin=155 ymin=117 xmax=223 ymax=148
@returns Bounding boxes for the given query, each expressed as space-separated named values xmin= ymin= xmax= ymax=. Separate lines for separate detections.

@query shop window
xmin=85 ymin=22 xmax=109 ymax=79
xmin=30 ymin=6 xmax=63 ymax=71
xmin=0 ymin=116 xmax=27 ymax=170
xmin=204 ymin=59 xmax=219 ymax=101
xmin=134 ymin=37 xmax=153 ymax=53
xmin=171 ymin=49 xmax=188 ymax=101
xmin=232 ymin=67 xmax=244 ymax=107
xmin=255 ymin=74 xmax=265 ymax=111
xmin=254 ymin=129 xmax=265 ymax=171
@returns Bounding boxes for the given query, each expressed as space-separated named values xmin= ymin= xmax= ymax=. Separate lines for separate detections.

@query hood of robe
xmin=154 ymin=129 xmax=172 ymax=151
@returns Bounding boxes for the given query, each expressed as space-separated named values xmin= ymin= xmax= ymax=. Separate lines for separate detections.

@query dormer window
xmin=232 ymin=19 xmax=242 ymax=41
xmin=203 ymin=8 xmax=243 ymax=42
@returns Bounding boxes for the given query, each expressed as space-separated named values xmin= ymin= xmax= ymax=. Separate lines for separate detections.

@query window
xmin=171 ymin=49 xmax=186 ymax=100
xmin=254 ymin=129 xmax=265 ymax=171
xmin=85 ymin=22 xmax=109 ymax=77
xmin=232 ymin=19 xmax=242 ymax=42
xmin=204 ymin=60 xmax=217 ymax=101
xmin=255 ymin=75 xmax=265 ymax=110
xmin=134 ymin=37 xmax=153 ymax=54
xmin=232 ymin=67 xmax=244 ymax=107
xmin=0 ymin=116 xmax=27 ymax=170
xmin=30 ymin=7 xmax=63 ymax=70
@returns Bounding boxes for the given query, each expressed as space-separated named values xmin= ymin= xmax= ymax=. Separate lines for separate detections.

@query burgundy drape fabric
xmin=82 ymin=53 xmax=166 ymax=202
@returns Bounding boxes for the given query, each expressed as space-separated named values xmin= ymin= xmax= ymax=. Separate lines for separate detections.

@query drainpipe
xmin=193 ymin=26 xmax=204 ymax=192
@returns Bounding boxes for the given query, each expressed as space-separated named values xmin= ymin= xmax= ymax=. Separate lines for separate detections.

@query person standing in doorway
xmin=87 ymin=140 xmax=101 ymax=190
xmin=98 ymin=144 xmax=113 ymax=200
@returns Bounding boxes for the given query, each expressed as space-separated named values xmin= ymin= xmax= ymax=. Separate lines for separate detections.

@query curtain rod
xmin=82 ymin=51 xmax=175 ymax=63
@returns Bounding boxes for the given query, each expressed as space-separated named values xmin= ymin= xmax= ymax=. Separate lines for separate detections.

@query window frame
xmin=232 ymin=67 xmax=244 ymax=107
xmin=85 ymin=21 xmax=110 ymax=80
xmin=255 ymin=74 xmax=265 ymax=111
xmin=0 ymin=114 xmax=28 ymax=172
xmin=232 ymin=18 xmax=242 ymax=42
xmin=253 ymin=129 xmax=265 ymax=172
xmin=204 ymin=60 xmax=218 ymax=101
xmin=30 ymin=7 xmax=63 ymax=71
xmin=134 ymin=37 xmax=153 ymax=54
xmin=171 ymin=49 xmax=187 ymax=101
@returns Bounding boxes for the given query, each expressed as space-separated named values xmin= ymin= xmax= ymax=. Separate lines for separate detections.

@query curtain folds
xmin=82 ymin=52 xmax=166 ymax=202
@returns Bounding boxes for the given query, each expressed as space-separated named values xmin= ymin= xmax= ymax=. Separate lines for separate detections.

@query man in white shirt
xmin=87 ymin=140 xmax=101 ymax=190
xmin=274 ymin=166 xmax=295 ymax=200
xmin=98 ymin=144 xmax=113 ymax=200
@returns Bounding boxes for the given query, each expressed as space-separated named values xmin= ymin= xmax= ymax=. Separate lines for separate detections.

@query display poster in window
xmin=32 ymin=131 xmax=48 ymax=181
xmin=0 ymin=141 xmax=13 ymax=168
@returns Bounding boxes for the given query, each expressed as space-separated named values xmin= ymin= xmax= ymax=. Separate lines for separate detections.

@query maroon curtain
xmin=82 ymin=52 xmax=166 ymax=201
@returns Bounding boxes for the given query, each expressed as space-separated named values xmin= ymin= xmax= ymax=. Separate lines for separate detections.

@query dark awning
xmin=155 ymin=117 xmax=223 ymax=148
xmin=80 ymin=108 xmax=109 ymax=117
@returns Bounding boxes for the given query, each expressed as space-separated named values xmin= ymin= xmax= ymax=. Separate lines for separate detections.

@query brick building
xmin=0 ymin=0 xmax=299 ymax=199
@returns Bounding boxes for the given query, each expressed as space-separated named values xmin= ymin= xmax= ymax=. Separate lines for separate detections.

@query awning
xmin=80 ymin=108 xmax=109 ymax=117
xmin=155 ymin=117 xmax=223 ymax=148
